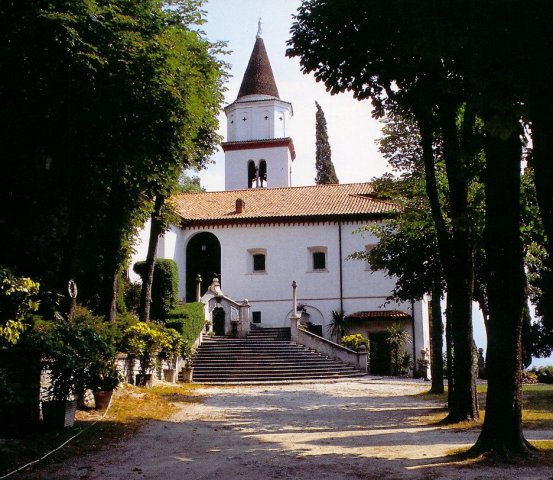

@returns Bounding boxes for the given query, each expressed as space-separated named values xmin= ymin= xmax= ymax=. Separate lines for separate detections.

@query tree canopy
xmin=314 ymin=101 xmax=339 ymax=184
xmin=288 ymin=0 xmax=553 ymax=456
xmin=0 ymin=0 xmax=226 ymax=318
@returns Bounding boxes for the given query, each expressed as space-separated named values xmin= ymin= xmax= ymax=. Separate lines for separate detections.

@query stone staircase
xmin=190 ymin=326 xmax=365 ymax=384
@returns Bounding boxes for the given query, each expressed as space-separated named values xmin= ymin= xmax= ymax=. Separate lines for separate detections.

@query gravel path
xmin=14 ymin=378 xmax=553 ymax=479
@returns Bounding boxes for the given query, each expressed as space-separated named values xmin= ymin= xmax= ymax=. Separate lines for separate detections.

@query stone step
xmin=190 ymin=325 xmax=362 ymax=384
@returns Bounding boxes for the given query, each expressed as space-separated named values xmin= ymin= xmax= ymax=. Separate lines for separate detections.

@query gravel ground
xmin=12 ymin=378 xmax=553 ymax=480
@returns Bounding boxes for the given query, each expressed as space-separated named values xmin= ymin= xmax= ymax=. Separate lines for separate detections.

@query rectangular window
xmin=313 ymin=251 xmax=326 ymax=270
xmin=252 ymin=311 xmax=262 ymax=323
xmin=253 ymin=253 xmax=266 ymax=272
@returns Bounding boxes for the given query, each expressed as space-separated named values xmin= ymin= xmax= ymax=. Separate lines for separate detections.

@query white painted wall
xmin=225 ymin=97 xmax=293 ymax=142
xmin=224 ymin=145 xmax=292 ymax=190
xmin=129 ymin=219 xmax=430 ymax=358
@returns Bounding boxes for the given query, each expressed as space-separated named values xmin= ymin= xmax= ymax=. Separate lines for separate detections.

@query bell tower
xmin=223 ymin=23 xmax=295 ymax=190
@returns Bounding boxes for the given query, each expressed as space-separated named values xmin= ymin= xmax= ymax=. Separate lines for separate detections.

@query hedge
xmin=133 ymin=259 xmax=179 ymax=319
xmin=165 ymin=302 xmax=205 ymax=347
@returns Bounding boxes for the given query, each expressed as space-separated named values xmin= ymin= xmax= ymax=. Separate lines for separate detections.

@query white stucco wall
xmin=225 ymin=97 xmax=293 ymax=142
xmin=176 ymin=222 xmax=421 ymax=333
xmin=224 ymin=145 xmax=292 ymax=190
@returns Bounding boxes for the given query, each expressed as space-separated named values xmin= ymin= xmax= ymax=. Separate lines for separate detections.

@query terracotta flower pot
xmin=93 ymin=390 xmax=113 ymax=410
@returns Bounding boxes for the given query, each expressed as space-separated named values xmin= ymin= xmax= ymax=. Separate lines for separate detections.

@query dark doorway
xmin=186 ymin=232 xmax=221 ymax=302
xmin=213 ymin=308 xmax=225 ymax=336
xmin=369 ymin=332 xmax=391 ymax=375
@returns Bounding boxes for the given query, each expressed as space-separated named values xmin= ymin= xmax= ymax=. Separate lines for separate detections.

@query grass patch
xmin=414 ymin=383 xmax=553 ymax=430
xmin=0 ymin=383 xmax=204 ymax=477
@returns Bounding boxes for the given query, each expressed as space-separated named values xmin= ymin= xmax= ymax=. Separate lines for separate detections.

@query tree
xmin=0 ymin=268 xmax=40 ymax=346
xmin=288 ymin=0 xmax=479 ymax=423
xmin=314 ymin=101 xmax=339 ymax=184
xmin=0 ymin=1 xmax=226 ymax=322
xmin=327 ymin=310 xmax=348 ymax=343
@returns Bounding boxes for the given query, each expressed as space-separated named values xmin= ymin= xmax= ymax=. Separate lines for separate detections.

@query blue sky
xmin=197 ymin=0 xmax=551 ymax=368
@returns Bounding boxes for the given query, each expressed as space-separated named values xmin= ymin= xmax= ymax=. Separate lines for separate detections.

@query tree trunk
xmin=415 ymin=103 xmax=478 ymax=420
xmin=139 ymin=194 xmax=165 ymax=323
xmin=438 ymin=102 xmax=478 ymax=423
xmin=429 ymin=275 xmax=444 ymax=394
xmin=445 ymin=296 xmax=454 ymax=407
xmin=101 ymin=189 xmax=126 ymax=323
xmin=469 ymin=127 xmax=532 ymax=456
xmin=529 ymin=86 xmax=553 ymax=329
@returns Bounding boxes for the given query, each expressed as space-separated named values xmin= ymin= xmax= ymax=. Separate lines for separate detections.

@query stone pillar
xmin=238 ymin=299 xmax=251 ymax=338
xmin=195 ymin=274 xmax=202 ymax=302
xmin=289 ymin=281 xmax=301 ymax=342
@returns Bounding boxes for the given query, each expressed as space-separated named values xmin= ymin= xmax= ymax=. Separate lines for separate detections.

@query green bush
xmin=124 ymin=281 xmax=142 ymax=313
xmin=123 ymin=322 xmax=168 ymax=375
xmin=341 ymin=333 xmax=369 ymax=351
xmin=133 ymin=259 xmax=179 ymax=319
xmin=0 ymin=267 xmax=40 ymax=345
xmin=165 ymin=302 xmax=205 ymax=362
xmin=26 ymin=308 xmax=115 ymax=400
xmin=532 ymin=366 xmax=553 ymax=384
xmin=116 ymin=274 xmax=127 ymax=314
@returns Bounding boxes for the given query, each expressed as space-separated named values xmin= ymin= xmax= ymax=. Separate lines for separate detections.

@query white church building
xmin=131 ymin=32 xmax=431 ymax=375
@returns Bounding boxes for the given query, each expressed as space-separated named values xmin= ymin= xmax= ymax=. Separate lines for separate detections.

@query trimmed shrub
xmin=165 ymin=302 xmax=205 ymax=347
xmin=133 ymin=259 xmax=179 ymax=319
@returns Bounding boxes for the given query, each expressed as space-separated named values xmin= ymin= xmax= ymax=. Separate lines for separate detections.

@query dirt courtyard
xmin=14 ymin=378 xmax=553 ymax=479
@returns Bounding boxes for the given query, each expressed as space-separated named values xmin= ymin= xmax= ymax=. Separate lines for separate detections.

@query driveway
xmin=14 ymin=378 xmax=553 ymax=479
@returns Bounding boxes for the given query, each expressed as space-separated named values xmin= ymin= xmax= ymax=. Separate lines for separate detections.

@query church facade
xmin=131 ymin=32 xmax=431 ymax=375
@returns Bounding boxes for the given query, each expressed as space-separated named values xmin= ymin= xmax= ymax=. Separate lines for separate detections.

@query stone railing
xmin=290 ymin=316 xmax=368 ymax=373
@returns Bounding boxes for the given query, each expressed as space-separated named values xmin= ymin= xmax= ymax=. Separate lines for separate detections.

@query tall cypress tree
xmin=315 ymin=101 xmax=339 ymax=184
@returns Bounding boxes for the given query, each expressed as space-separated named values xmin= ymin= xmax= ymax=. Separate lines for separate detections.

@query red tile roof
xmin=170 ymin=183 xmax=399 ymax=226
xmin=347 ymin=310 xmax=412 ymax=320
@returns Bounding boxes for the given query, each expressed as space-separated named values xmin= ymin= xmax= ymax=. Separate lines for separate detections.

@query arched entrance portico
xmin=185 ymin=232 xmax=221 ymax=302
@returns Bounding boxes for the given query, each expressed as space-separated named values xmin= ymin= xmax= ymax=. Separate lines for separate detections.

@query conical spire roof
xmin=237 ymin=37 xmax=280 ymax=99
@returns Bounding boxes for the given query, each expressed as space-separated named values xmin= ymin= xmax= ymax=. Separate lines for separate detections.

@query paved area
xmin=13 ymin=378 xmax=553 ymax=479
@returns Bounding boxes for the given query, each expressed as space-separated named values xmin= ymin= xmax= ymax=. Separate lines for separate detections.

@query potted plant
xmin=159 ymin=328 xmax=183 ymax=383
xmin=124 ymin=322 xmax=165 ymax=387
xmin=29 ymin=316 xmax=82 ymax=429
xmin=181 ymin=341 xmax=195 ymax=383
xmin=87 ymin=360 xmax=121 ymax=409
xmin=28 ymin=308 xmax=118 ymax=427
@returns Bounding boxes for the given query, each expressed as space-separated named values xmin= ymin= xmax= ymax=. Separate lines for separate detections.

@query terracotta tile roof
xmin=237 ymin=37 xmax=279 ymax=99
xmin=347 ymin=310 xmax=412 ymax=320
xmin=170 ymin=183 xmax=399 ymax=226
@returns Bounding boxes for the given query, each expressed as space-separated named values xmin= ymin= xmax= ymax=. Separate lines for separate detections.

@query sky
xmin=195 ymin=0 xmax=551 ymax=367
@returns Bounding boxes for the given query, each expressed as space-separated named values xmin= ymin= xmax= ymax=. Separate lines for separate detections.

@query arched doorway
xmin=185 ymin=232 xmax=221 ymax=302
xmin=212 ymin=307 xmax=226 ymax=336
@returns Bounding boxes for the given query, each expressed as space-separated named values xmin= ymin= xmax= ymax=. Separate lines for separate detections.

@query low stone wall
xmin=290 ymin=320 xmax=368 ymax=373
xmin=0 ymin=349 xmax=42 ymax=430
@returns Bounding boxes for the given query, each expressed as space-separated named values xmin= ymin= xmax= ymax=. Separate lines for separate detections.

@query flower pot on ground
xmin=25 ymin=307 xmax=118 ymax=426
xmin=163 ymin=368 xmax=177 ymax=383
xmin=92 ymin=390 xmax=113 ymax=409
xmin=124 ymin=322 xmax=171 ymax=385
xmin=42 ymin=399 xmax=78 ymax=429
xmin=159 ymin=328 xmax=183 ymax=384
xmin=86 ymin=360 xmax=120 ymax=409
xmin=135 ymin=373 xmax=155 ymax=388
xmin=182 ymin=365 xmax=194 ymax=383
